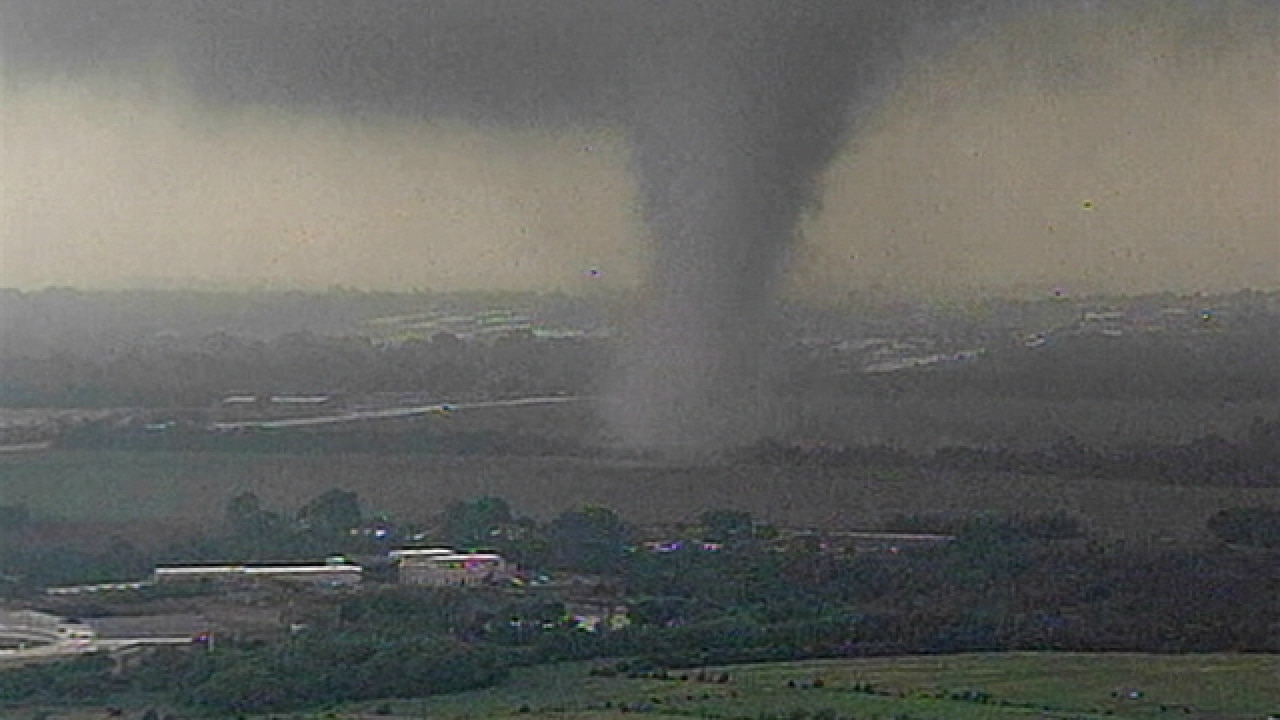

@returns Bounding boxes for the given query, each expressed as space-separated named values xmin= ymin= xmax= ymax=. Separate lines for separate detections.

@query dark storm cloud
xmin=1 ymin=1 xmax=941 ymax=128
xmin=3 ymin=1 xmax=714 ymax=124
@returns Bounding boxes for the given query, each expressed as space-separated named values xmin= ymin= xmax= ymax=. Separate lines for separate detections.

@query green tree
xmin=297 ymin=489 xmax=362 ymax=542
xmin=442 ymin=496 xmax=513 ymax=551
xmin=1207 ymin=506 xmax=1280 ymax=548
xmin=225 ymin=492 xmax=283 ymax=539
xmin=548 ymin=505 xmax=630 ymax=574
xmin=496 ymin=515 xmax=551 ymax=570
xmin=699 ymin=508 xmax=755 ymax=547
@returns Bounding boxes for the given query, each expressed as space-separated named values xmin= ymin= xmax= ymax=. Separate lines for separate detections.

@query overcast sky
xmin=2 ymin=0 xmax=1276 ymax=300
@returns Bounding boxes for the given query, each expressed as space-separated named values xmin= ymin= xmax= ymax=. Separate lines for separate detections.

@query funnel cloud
xmin=612 ymin=4 xmax=915 ymax=449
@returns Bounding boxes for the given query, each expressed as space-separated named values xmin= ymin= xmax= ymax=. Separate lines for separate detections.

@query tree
xmin=297 ymin=489 xmax=362 ymax=543
xmin=225 ymin=492 xmax=283 ymax=539
xmin=699 ymin=509 xmax=755 ymax=547
xmin=1207 ymin=507 xmax=1280 ymax=548
xmin=442 ymin=496 xmax=513 ymax=551
xmin=226 ymin=491 xmax=261 ymax=530
xmin=548 ymin=505 xmax=630 ymax=574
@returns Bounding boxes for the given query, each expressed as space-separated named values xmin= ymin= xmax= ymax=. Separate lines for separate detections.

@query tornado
xmin=608 ymin=3 xmax=913 ymax=452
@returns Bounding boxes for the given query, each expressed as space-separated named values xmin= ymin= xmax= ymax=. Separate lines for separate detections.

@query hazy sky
xmin=2 ymin=0 xmax=1276 ymax=300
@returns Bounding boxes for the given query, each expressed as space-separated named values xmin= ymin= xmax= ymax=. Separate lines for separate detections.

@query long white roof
xmin=155 ymin=564 xmax=361 ymax=575
xmin=402 ymin=553 xmax=504 ymax=564
xmin=389 ymin=547 xmax=454 ymax=559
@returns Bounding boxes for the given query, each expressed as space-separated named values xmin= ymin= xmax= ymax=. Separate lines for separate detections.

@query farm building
xmin=153 ymin=558 xmax=362 ymax=588
xmin=395 ymin=550 xmax=509 ymax=587
xmin=388 ymin=547 xmax=454 ymax=562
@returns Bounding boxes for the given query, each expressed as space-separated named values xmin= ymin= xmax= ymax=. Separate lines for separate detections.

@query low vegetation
xmin=15 ymin=653 xmax=1276 ymax=719
xmin=380 ymin=653 xmax=1280 ymax=719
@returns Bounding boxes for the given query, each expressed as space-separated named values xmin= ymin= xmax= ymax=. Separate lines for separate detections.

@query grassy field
xmin=4 ymin=449 xmax=1279 ymax=546
xmin=282 ymin=653 xmax=1280 ymax=719
xmin=13 ymin=653 xmax=1275 ymax=720
xmin=776 ymin=394 xmax=1279 ymax=453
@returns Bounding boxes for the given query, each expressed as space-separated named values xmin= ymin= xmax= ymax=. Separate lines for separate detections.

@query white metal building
xmin=395 ymin=550 xmax=509 ymax=587
xmin=153 ymin=560 xmax=362 ymax=588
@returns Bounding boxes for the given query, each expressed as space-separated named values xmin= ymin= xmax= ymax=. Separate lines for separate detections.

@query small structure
xmin=269 ymin=395 xmax=331 ymax=405
xmin=221 ymin=395 xmax=258 ymax=405
xmin=565 ymin=601 xmax=631 ymax=633
xmin=395 ymin=549 xmax=509 ymax=587
xmin=389 ymin=547 xmax=454 ymax=562
xmin=45 ymin=580 xmax=154 ymax=596
xmin=783 ymin=530 xmax=955 ymax=556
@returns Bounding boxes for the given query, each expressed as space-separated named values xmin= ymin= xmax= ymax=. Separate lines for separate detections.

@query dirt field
xmin=4 ymin=449 xmax=1277 ymax=547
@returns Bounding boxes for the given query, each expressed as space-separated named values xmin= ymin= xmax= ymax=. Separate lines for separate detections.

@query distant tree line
xmin=41 ymin=401 xmax=1280 ymax=490
xmin=0 ymin=329 xmax=610 ymax=408
xmin=752 ymin=415 xmax=1280 ymax=486
xmin=5 ymin=291 xmax=1279 ymax=410
xmin=0 ymin=287 xmax=617 ymax=356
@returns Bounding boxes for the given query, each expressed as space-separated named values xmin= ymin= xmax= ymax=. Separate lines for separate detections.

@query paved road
xmin=0 ymin=610 xmax=193 ymax=663
xmin=0 ymin=610 xmax=92 ymax=662
xmin=210 ymin=395 xmax=581 ymax=431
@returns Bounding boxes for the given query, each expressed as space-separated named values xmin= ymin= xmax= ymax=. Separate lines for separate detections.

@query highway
xmin=0 ymin=610 xmax=194 ymax=665
xmin=0 ymin=610 xmax=91 ymax=664
xmin=210 ymin=395 xmax=581 ymax=431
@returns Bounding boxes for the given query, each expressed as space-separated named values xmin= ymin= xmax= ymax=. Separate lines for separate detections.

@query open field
xmin=6 ymin=392 xmax=1272 ymax=451
xmin=10 ymin=653 xmax=1276 ymax=720
xmin=3 ymin=450 xmax=1279 ymax=546
xmin=288 ymin=653 xmax=1280 ymax=719
xmin=779 ymin=395 xmax=1279 ymax=452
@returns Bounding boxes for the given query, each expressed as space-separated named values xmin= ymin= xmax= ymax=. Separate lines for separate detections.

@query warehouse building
xmin=394 ymin=549 xmax=509 ymax=587
xmin=153 ymin=557 xmax=362 ymax=588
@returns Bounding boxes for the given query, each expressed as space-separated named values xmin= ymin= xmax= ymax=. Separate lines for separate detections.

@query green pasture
xmin=726 ymin=653 xmax=1279 ymax=717
xmin=8 ymin=653 xmax=1278 ymax=719
xmin=0 ymin=450 xmax=221 ymax=522
xmin=352 ymin=653 xmax=1280 ymax=719
xmin=3 ymin=449 xmax=1278 ymax=545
